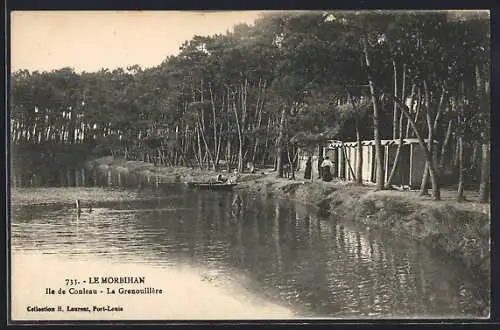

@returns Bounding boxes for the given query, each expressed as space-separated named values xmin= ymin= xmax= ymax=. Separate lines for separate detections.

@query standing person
xmin=75 ymin=199 xmax=82 ymax=214
xmin=304 ymin=156 xmax=312 ymax=179
xmin=321 ymin=157 xmax=333 ymax=182
xmin=318 ymin=153 xmax=324 ymax=180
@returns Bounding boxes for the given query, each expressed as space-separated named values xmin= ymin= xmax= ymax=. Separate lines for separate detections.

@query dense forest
xmin=10 ymin=11 xmax=490 ymax=202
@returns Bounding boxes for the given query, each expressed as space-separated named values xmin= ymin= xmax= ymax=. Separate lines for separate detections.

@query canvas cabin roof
xmin=326 ymin=138 xmax=438 ymax=148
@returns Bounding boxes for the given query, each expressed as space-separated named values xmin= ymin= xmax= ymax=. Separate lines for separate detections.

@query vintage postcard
xmin=8 ymin=10 xmax=491 ymax=322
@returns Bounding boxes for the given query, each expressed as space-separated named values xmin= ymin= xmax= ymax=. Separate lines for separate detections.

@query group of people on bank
xmin=210 ymin=155 xmax=335 ymax=186
xmin=303 ymin=156 xmax=335 ymax=182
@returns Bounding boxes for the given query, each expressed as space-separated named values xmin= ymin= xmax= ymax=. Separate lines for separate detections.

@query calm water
xmin=10 ymin=167 xmax=488 ymax=319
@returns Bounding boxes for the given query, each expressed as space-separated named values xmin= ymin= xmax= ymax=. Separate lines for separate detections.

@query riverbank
xmin=85 ymin=156 xmax=491 ymax=284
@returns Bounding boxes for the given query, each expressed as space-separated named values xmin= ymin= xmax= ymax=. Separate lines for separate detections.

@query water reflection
xmin=10 ymin=167 xmax=488 ymax=319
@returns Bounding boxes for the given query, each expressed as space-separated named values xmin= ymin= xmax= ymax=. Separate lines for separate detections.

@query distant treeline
xmin=10 ymin=11 xmax=490 ymax=201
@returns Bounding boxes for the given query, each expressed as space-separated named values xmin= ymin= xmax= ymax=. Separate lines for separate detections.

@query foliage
xmin=11 ymin=11 xmax=490 ymax=186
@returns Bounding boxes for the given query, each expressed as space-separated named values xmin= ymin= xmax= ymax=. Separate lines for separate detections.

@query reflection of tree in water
xmin=119 ymin=190 xmax=485 ymax=317
xmin=288 ymin=207 xmax=331 ymax=314
xmin=327 ymin=223 xmax=482 ymax=317
xmin=190 ymin=192 xmax=203 ymax=261
xmin=12 ymin=155 xmax=116 ymax=188
xmin=273 ymin=203 xmax=282 ymax=273
xmin=252 ymin=205 xmax=259 ymax=244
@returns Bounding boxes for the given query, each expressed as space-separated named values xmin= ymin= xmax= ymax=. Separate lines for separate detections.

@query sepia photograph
xmin=8 ymin=10 xmax=491 ymax=322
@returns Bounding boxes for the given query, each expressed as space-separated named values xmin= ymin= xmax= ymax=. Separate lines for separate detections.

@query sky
xmin=10 ymin=10 xmax=489 ymax=74
xmin=10 ymin=11 xmax=270 ymax=73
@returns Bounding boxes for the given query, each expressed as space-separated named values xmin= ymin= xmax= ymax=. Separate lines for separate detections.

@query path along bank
xmin=85 ymin=156 xmax=491 ymax=284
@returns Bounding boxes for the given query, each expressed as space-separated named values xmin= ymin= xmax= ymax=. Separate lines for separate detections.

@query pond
xmin=10 ymin=165 xmax=488 ymax=320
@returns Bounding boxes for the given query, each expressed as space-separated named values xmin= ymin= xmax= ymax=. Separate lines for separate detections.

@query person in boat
xmin=215 ymin=174 xmax=228 ymax=183
xmin=320 ymin=157 xmax=333 ymax=182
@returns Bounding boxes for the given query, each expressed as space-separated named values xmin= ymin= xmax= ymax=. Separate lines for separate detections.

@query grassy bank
xmin=85 ymin=156 xmax=490 ymax=284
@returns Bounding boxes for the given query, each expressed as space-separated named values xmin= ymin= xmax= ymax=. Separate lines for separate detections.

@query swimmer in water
xmin=76 ymin=199 xmax=93 ymax=214
xmin=76 ymin=199 xmax=82 ymax=214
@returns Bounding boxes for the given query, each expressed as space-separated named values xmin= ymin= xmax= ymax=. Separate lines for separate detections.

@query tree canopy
xmin=11 ymin=10 xmax=490 ymax=199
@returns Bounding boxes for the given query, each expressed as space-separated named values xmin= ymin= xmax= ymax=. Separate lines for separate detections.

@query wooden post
xmin=338 ymin=147 xmax=343 ymax=178
xmin=342 ymin=145 xmax=357 ymax=182
xmin=384 ymin=144 xmax=389 ymax=184
xmin=347 ymin=147 xmax=351 ymax=181
xmin=371 ymin=144 xmax=376 ymax=183
xmin=368 ymin=145 xmax=373 ymax=182
xmin=353 ymin=144 xmax=357 ymax=178
xmin=409 ymin=143 xmax=414 ymax=188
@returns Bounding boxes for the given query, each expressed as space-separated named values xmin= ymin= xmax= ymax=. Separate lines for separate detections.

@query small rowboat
xmin=186 ymin=181 xmax=237 ymax=190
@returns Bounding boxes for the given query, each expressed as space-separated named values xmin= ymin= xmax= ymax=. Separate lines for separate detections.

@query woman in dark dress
xmin=304 ymin=156 xmax=312 ymax=179
xmin=318 ymin=154 xmax=324 ymax=179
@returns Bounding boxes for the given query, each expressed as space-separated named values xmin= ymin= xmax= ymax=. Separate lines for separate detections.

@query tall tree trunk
xmin=252 ymin=79 xmax=266 ymax=164
xmin=226 ymin=90 xmax=232 ymax=171
xmin=470 ymin=142 xmax=479 ymax=172
xmin=420 ymin=81 xmax=442 ymax=199
xmin=345 ymin=89 xmax=363 ymax=184
xmin=209 ymin=84 xmax=218 ymax=170
xmin=233 ymin=94 xmax=244 ymax=173
xmin=420 ymin=81 xmax=432 ymax=196
xmin=452 ymin=138 xmax=460 ymax=176
xmin=478 ymin=143 xmax=490 ymax=203
xmin=457 ymin=135 xmax=465 ymax=202
xmin=342 ymin=145 xmax=357 ymax=181
xmin=174 ymin=125 xmax=179 ymax=166
xmin=385 ymin=110 xmax=405 ymax=188
xmin=216 ymin=131 xmax=222 ymax=168
xmin=385 ymin=93 xmax=441 ymax=200
xmin=226 ymin=139 xmax=232 ymax=171
xmin=420 ymin=163 xmax=430 ymax=195
xmin=287 ymin=143 xmax=295 ymax=180
xmin=439 ymin=119 xmax=453 ymax=175
xmin=241 ymin=79 xmax=248 ymax=133
xmin=456 ymin=81 xmax=467 ymax=202
xmin=432 ymin=84 xmax=448 ymax=185
xmin=406 ymin=87 xmax=421 ymax=138
xmin=412 ymin=88 xmax=422 ymax=138
xmin=355 ymin=120 xmax=362 ymax=185
xmin=386 ymin=80 xmax=414 ymax=189
xmin=252 ymin=135 xmax=260 ymax=165
xmin=275 ymin=105 xmax=287 ymax=178
xmin=68 ymin=107 xmax=76 ymax=145
xmin=475 ymin=64 xmax=490 ymax=203
xmin=361 ymin=36 xmax=384 ymax=190
xmin=392 ymin=59 xmax=398 ymax=139
xmin=195 ymin=123 xmax=203 ymax=170
xmin=198 ymin=116 xmax=215 ymax=170
xmin=262 ymin=117 xmax=271 ymax=167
